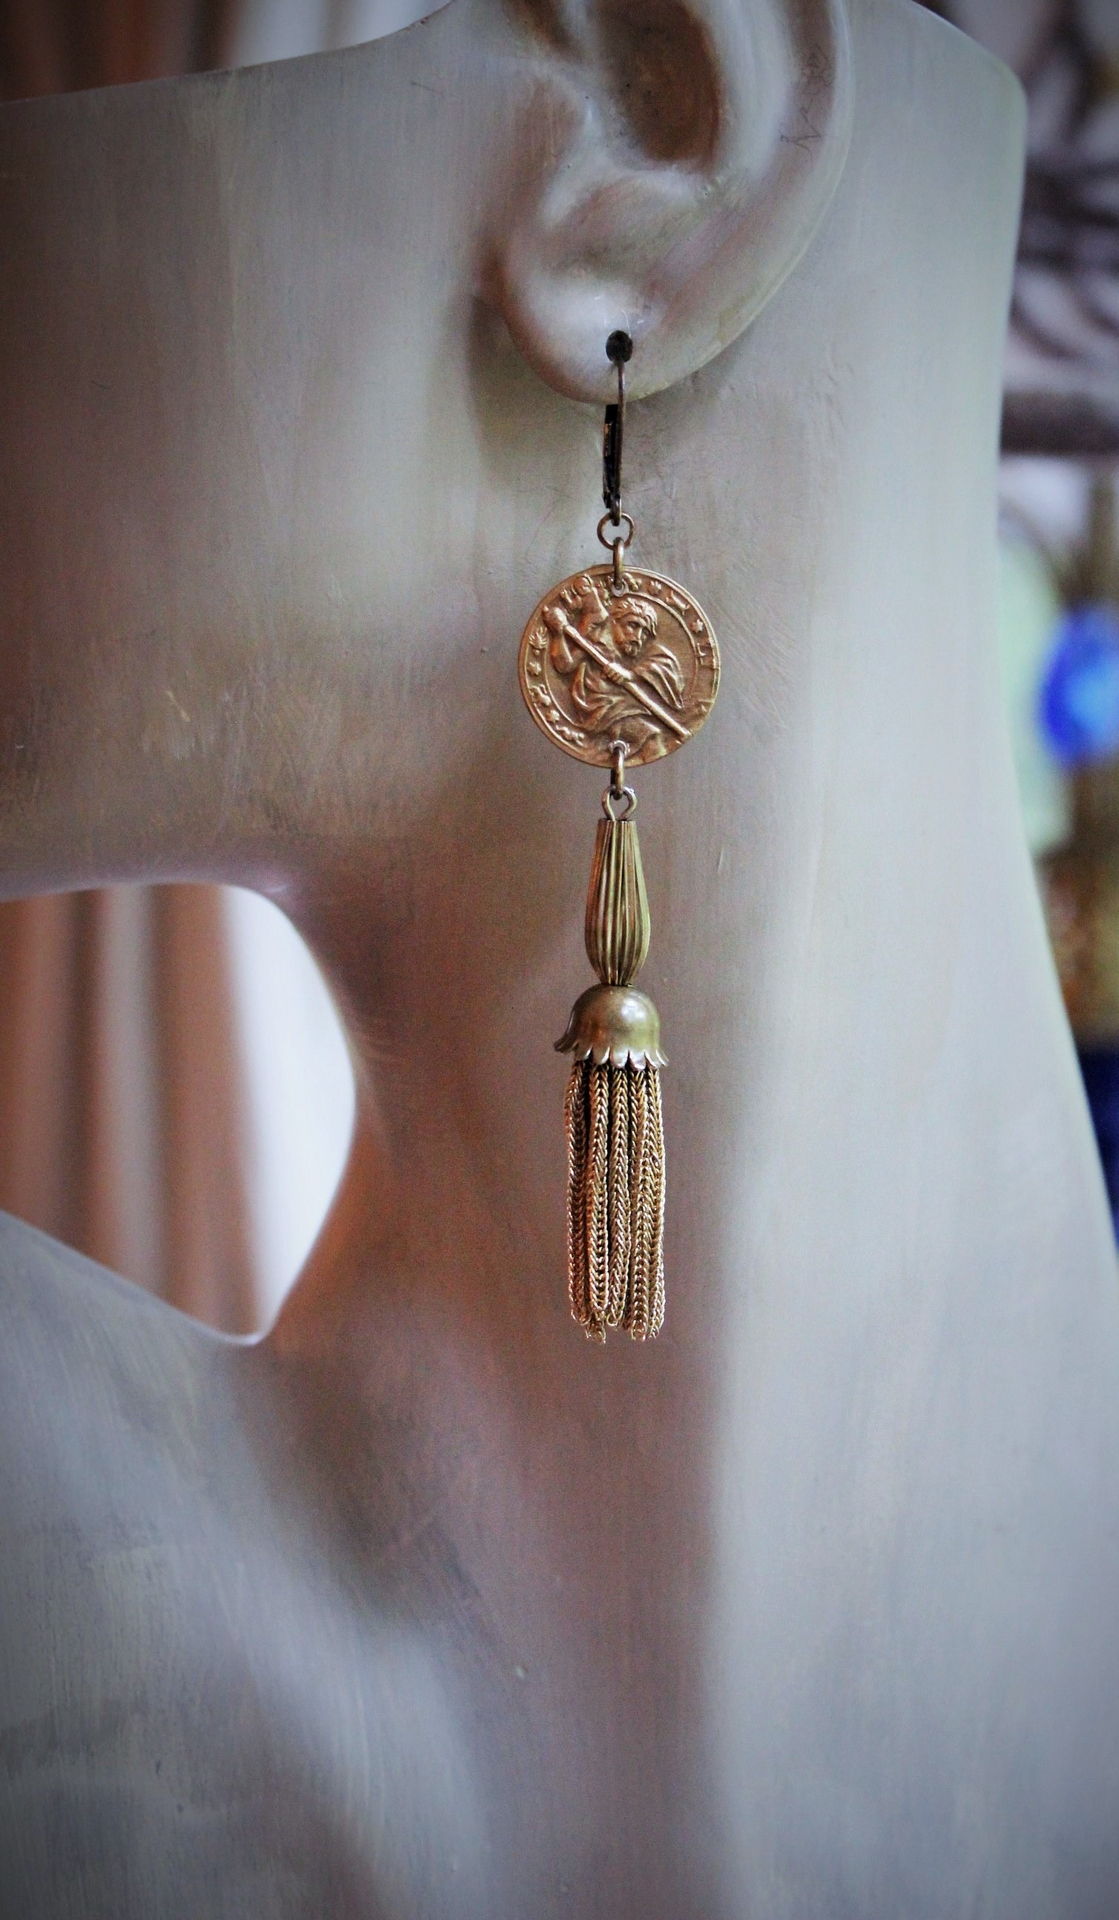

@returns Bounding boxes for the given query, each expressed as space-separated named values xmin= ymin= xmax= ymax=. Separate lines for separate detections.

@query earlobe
xmin=489 ymin=0 xmax=852 ymax=403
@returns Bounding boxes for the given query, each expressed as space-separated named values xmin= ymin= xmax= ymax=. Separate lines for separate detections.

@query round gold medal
xmin=518 ymin=563 xmax=720 ymax=770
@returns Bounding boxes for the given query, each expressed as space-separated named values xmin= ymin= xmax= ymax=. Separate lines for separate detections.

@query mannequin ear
xmin=489 ymin=0 xmax=852 ymax=401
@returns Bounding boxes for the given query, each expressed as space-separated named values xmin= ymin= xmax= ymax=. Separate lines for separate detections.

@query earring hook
xmin=603 ymin=330 xmax=633 ymax=527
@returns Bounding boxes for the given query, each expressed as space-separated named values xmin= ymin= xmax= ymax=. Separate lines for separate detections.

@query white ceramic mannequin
xmin=2 ymin=2 xmax=1118 ymax=1914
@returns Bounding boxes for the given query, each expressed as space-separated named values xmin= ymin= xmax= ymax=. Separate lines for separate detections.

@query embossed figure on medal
xmin=518 ymin=331 xmax=721 ymax=1341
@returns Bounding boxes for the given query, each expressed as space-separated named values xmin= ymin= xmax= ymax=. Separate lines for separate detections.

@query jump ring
xmin=597 ymin=510 xmax=635 ymax=552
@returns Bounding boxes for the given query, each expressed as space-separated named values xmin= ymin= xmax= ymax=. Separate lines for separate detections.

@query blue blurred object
xmin=1079 ymin=1047 xmax=1119 ymax=1240
xmin=1038 ymin=603 xmax=1119 ymax=767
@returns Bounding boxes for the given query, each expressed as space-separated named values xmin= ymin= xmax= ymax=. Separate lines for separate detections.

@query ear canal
xmin=490 ymin=0 xmax=852 ymax=404
xmin=597 ymin=0 xmax=721 ymax=167
xmin=506 ymin=0 xmax=582 ymax=54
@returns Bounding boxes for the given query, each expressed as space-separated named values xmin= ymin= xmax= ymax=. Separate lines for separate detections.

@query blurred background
xmin=0 ymin=0 xmax=1115 ymax=1330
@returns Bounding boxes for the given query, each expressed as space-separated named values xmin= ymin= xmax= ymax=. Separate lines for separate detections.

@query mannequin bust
xmin=3 ymin=1 xmax=1119 ymax=1914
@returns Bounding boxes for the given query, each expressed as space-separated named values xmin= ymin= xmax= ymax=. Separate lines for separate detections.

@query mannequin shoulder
xmin=868 ymin=0 xmax=1025 ymax=124
xmin=0 ymin=1210 xmax=234 ymax=1484
xmin=0 ymin=1206 xmax=223 ymax=1360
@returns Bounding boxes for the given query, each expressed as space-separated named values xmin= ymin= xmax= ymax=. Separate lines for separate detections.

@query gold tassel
xmin=556 ymin=786 xmax=666 ymax=1342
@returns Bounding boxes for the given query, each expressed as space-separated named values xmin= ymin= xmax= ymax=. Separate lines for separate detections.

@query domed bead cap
xmin=554 ymin=984 xmax=666 ymax=1070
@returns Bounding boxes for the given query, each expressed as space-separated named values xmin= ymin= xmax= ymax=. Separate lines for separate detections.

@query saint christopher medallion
xmin=518 ymin=564 xmax=720 ymax=769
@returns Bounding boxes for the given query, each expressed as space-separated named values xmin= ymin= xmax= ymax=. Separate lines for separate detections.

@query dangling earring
xmin=518 ymin=332 xmax=720 ymax=1342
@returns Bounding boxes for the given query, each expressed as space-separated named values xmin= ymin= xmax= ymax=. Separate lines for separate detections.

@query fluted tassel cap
xmin=585 ymin=815 xmax=650 ymax=986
